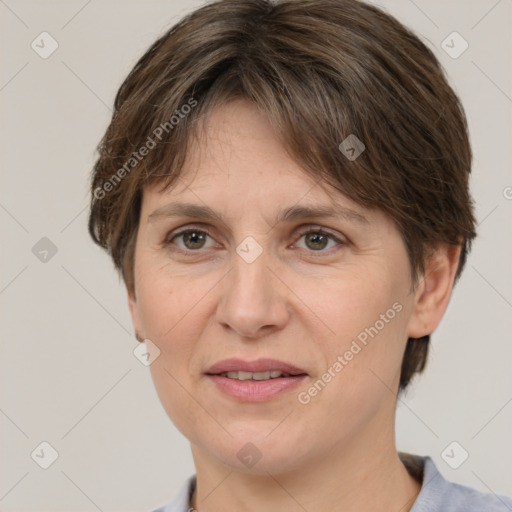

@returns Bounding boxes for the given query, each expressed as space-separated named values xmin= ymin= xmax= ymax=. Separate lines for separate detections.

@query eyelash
xmin=163 ymin=225 xmax=347 ymax=256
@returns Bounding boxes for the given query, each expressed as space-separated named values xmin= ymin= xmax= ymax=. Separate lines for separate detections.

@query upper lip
xmin=205 ymin=358 xmax=308 ymax=375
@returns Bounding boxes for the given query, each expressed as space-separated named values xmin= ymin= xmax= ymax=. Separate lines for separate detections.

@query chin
xmin=203 ymin=428 xmax=311 ymax=475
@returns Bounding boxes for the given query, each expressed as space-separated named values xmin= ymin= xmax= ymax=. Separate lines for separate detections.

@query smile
xmin=218 ymin=370 xmax=294 ymax=380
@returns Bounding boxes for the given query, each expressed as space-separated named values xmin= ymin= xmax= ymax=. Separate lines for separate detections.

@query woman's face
xmin=129 ymin=99 xmax=424 ymax=474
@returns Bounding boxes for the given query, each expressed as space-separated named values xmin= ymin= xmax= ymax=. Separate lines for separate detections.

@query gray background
xmin=0 ymin=0 xmax=511 ymax=511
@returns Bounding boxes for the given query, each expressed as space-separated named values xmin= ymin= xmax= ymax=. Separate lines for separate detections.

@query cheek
xmin=137 ymin=265 xmax=214 ymax=439
xmin=135 ymin=258 xmax=210 ymax=340
xmin=300 ymin=280 xmax=407 ymax=430
xmin=308 ymin=268 xmax=409 ymax=386
xmin=309 ymin=266 xmax=400 ymax=337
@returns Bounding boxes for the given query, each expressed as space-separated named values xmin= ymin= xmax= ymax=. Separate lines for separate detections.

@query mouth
xmin=213 ymin=370 xmax=302 ymax=380
xmin=205 ymin=358 xmax=308 ymax=402
xmin=205 ymin=357 xmax=308 ymax=378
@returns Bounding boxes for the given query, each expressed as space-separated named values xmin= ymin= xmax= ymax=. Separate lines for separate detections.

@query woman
xmin=88 ymin=0 xmax=512 ymax=510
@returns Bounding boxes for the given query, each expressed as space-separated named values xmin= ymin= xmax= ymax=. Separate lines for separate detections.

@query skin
xmin=128 ymin=99 xmax=461 ymax=512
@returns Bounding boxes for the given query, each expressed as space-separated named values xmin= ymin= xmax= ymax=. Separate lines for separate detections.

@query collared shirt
xmin=150 ymin=453 xmax=512 ymax=511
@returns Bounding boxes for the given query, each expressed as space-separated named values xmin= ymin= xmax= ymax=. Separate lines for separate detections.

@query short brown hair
xmin=88 ymin=0 xmax=477 ymax=392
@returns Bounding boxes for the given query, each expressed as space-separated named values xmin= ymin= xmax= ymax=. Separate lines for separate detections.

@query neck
xmin=189 ymin=420 xmax=421 ymax=512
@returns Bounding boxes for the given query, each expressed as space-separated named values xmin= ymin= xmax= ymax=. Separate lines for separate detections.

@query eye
xmin=163 ymin=225 xmax=347 ymax=255
xmin=293 ymin=228 xmax=346 ymax=253
xmin=165 ymin=228 xmax=216 ymax=252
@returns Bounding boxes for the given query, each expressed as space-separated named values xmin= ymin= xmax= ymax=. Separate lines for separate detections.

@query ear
xmin=127 ymin=288 xmax=145 ymax=342
xmin=407 ymin=244 xmax=462 ymax=339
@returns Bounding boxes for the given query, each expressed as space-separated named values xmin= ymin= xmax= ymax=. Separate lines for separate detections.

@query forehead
xmin=140 ymin=99 xmax=386 ymax=232
xmin=181 ymin=99 xmax=311 ymax=186
xmin=144 ymin=100 xmax=349 ymax=203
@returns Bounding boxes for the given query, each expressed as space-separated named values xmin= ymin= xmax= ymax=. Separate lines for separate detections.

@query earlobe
xmin=127 ymin=289 xmax=145 ymax=342
xmin=407 ymin=244 xmax=461 ymax=339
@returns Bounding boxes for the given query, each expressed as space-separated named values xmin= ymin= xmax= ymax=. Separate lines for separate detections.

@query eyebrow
xmin=147 ymin=202 xmax=369 ymax=226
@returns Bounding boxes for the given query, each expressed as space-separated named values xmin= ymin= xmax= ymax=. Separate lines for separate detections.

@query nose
xmin=215 ymin=249 xmax=291 ymax=339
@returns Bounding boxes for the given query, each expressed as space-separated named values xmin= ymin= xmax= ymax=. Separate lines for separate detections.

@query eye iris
xmin=178 ymin=230 xmax=332 ymax=251
xmin=183 ymin=231 xmax=206 ymax=249
xmin=305 ymin=232 xmax=328 ymax=250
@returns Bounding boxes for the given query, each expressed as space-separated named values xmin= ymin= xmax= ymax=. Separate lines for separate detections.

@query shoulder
xmin=150 ymin=458 xmax=512 ymax=512
xmin=401 ymin=453 xmax=512 ymax=512
xmin=436 ymin=478 xmax=512 ymax=511
xmin=150 ymin=474 xmax=196 ymax=512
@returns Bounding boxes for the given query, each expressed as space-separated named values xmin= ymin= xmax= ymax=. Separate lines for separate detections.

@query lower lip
xmin=206 ymin=375 xmax=307 ymax=402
